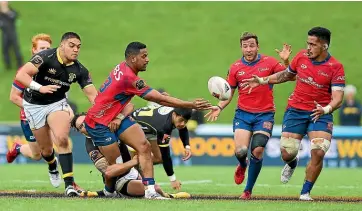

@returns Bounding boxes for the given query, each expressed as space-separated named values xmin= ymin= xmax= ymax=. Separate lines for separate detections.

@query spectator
xmin=0 ymin=1 xmax=23 ymax=70
xmin=339 ymin=85 xmax=362 ymax=126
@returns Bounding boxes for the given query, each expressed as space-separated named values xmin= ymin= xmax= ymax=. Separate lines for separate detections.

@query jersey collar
xmin=241 ymin=54 xmax=261 ymax=66
xmin=310 ymin=53 xmax=331 ymax=65
xmin=57 ymin=48 xmax=74 ymax=66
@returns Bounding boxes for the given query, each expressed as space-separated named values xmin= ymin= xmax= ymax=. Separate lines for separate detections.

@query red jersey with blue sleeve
xmin=287 ymin=50 xmax=345 ymax=111
xmin=227 ymin=54 xmax=286 ymax=113
xmin=85 ymin=61 xmax=153 ymax=127
xmin=12 ymin=74 xmax=27 ymax=121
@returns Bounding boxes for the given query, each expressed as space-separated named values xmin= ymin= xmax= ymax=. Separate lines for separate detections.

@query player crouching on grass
xmin=70 ymin=112 xmax=190 ymax=199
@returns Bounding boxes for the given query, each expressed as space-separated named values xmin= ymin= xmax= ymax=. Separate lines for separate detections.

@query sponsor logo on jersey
xmin=30 ymin=55 xmax=44 ymax=65
xmin=48 ymin=68 xmax=56 ymax=74
xmin=301 ymin=64 xmax=307 ymax=69
xmin=68 ymin=73 xmax=77 ymax=82
xmin=258 ymin=67 xmax=269 ymax=72
xmin=135 ymin=79 xmax=146 ymax=90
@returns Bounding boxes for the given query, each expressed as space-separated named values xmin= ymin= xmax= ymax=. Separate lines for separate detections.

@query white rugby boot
xmin=281 ymin=157 xmax=299 ymax=184
xmin=48 ymin=157 xmax=61 ymax=188
xmin=145 ymin=189 xmax=170 ymax=200
xmin=299 ymin=193 xmax=313 ymax=201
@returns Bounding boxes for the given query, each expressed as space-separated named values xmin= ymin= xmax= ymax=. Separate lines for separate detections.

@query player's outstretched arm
xmin=9 ymin=86 xmax=23 ymax=108
xmin=205 ymin=88 xmax=236 ymax=122
xmin=143 ymin=89 xmax=211 ymax=110
xmin=159 ymin=146 xmax=181 ymax=190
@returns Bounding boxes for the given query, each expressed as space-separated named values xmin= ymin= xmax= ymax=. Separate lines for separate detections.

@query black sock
xmin=42 ymin=150 xmax=57 ymax=171
xmin=287 ymin=158 xmax=298 ymax=169
xmin=59 ymin=153 xmax=74 ymax=188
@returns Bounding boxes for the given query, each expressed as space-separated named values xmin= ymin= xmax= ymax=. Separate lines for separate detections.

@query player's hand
xmin=193 ymin=98 xmax=212 ymax=110
xmin=204 ymin=106 xmax=221 ymax=122
xmin=240 ymin=75 xmax=267 ymax=94
xmin=182 ymin=147 xmax=192 ymax=161
xmin=39 ymin=85 xmax=60 ymax=94
xmin=275 ymin=43 xmax=292 ymax=62
xmin=311 ymin=101 xmax=324 ymax=123
xmin=108 ymin=118 xmax=122 ymax=132
xmin=170 ymin=180 xmax=182 ymax=190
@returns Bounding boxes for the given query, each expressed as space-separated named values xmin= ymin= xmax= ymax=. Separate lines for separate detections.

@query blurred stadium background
xmin=1 ymin=1 xmax=362 ymax=210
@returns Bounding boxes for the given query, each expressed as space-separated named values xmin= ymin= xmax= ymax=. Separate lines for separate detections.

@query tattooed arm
xmin=265 ymin=69 xmax=296 ymax=84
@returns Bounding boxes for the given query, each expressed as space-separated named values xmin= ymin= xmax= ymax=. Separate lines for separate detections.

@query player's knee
xmin=311 ymin=138 xmax=330 ymax=153
xmin=235 ymin=146 xmax=248 ymax=160
xmin=280 ymin=137 xmax=300 ymax=161
xmin=137 ymin=140 xmax=151 ymax=154
xmin=250 ymin=133 xmax=269 ymax=157
xmin=55 ymin=135 xmax=70 ymax=149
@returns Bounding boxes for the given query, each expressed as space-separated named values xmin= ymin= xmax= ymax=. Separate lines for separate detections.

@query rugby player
xmin=241 ymin=27 xmax=345 ymax=200
xmin=8 ymin=33 xmax=55 ymax=163
xmin=71 ymin=113 xmax=190 ymax=199
xmin=205 ymin=32 xmax=291 ymax=199
xmin=15 ymin=32 xmax=98 ymax=197
xmin=84 ymin=41 xmax=211 ymax=199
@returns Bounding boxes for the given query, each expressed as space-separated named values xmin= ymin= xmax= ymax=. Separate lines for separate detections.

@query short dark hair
xmin=125 ymin=42 xmax=147 ymax=58
xmin=173 ymin=108 xmax=193 ymax=120
xmin=308 ymin=27 xmax=331 ymax=45
xmin=61 ymin=32 xmax=81 ymax=42
xmin=70 ymin=112 xmax=86 ymax=130
xmin=240 ymin=32 xmax=258 ymax=45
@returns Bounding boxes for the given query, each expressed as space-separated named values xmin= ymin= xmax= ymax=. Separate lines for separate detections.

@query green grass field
xmin=0 ymin=165 xmax=361 ymax=211
xmin=1 ymin=2 xmax=362 ymax=124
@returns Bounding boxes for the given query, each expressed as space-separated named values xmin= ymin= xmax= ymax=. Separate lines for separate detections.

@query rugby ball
xmin=207 ymin=76 xmax=231 ymax=101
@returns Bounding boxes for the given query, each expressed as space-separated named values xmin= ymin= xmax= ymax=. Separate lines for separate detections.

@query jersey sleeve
xmin=178 ymin=127 xmax=190 ymax=147
xmin=77 ymin=64 xmax=93 ymax=89
xmin=331 ymin=64 xmax=345 ymax=88
xmin=12 ymin=80 xmax=25 ymax=92
xmin=126 ymin=76 xmax=153 ymax=98
xmin=288 ymin=50 xmax=304 ymax=75
xmin=271 ymin=59 xmax=287 ymax=74
xmin=226 ymin=66 xmax=238 ymax=89
xmin=29 ymin=50 xmax=50 ymax=69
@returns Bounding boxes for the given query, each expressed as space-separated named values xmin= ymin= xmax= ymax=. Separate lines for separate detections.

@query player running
xmin=15 ymin=32 xmax=98 ymax=197
xmin=84 ymin=41 xmax=211 ymax=199
xmin=241 ymin=27 xmax=345 ymax=200
xmin=205 ymin=32 xmax=291 ymax=199
xmin=8 ymin=33 xmax=55 ymax=163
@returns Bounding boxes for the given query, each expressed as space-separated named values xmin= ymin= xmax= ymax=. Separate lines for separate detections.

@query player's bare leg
xmin=47 ymin=110 xmax=78 ymax=196
xmin=242 ymin=131 xmax=270 ymax=200
xmin=299 ymin=131 xmax=331 ymax=201
xmin=32 ymin=125 xmax=61 ymax=188
xmin=150 ymin=141 xmax=162 ymax=164
xmin=119 ymin=124 xmax=168 ymax=199
xmin=234 ymin=129 xmax=252 ymax=185
xmin=20 ymin=142 xmax=42 ymax=160
xmin=280 ymin=132 xmax=303 ymax=184
xmin=98 ymin=142 xmax=121 ymax=197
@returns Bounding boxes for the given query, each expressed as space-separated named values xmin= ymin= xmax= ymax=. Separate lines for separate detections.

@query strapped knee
xmin=311 ymin=138 xmax=330 ymax=153
xmin=235 ymin=146 xmax=248 ymax=160
xmin=251 ymin=133 xmax=269 ymax=152
xmin=280 ymin=137 xmax=300 ymax=158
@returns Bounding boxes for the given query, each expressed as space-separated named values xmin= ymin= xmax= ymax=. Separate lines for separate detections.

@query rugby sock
xmin=104 ymin=177 xmax=117 ymax=193
xmin=235 ymin=153 xmax=247 ymax=168
xmin=42 ymin=150 xmax=57 ymax=171
xmin=287 ymin=158 xmax=298 ymax=169
xmin=301 ymin=180 xmax=314 ymax=195
xmin=244 ymin=154 xmax=263 ymax=192
xmin=59 ymin=153 xmax=74 ymax=187
xmin=143 ymin=178 xmax=156 ymax=192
